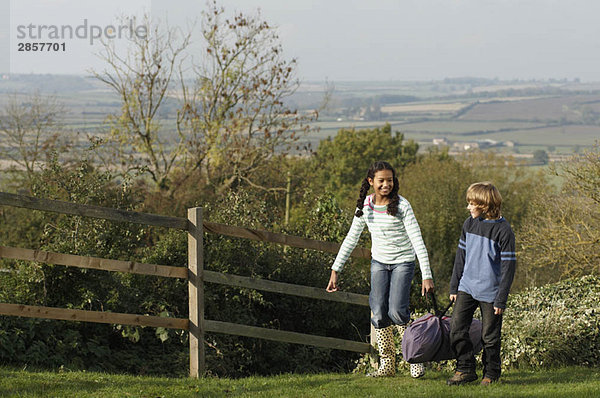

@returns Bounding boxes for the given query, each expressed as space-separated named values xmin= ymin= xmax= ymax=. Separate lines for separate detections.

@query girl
xmin=326 ymin=161 xmax=434 ymax=378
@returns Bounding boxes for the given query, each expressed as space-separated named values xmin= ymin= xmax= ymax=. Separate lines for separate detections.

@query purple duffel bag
xmin=401 ymin=295 xmax=482 ymax=363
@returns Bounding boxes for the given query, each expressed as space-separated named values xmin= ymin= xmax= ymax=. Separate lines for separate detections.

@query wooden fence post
xmin=187 ymin=207 xmax=205 ymax=378
xmin=370 ymin=312 xmax=378 ymax=368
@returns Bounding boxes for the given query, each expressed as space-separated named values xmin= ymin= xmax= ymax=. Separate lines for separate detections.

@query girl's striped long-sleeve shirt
xmin=332 ymin=194 xmax=433 ymax=280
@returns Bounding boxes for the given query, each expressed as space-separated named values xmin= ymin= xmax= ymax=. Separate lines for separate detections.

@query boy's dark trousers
xmin=450 ymin=291 xmax=503 ymax=380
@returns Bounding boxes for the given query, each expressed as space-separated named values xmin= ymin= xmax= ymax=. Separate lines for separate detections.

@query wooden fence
xmin=0 ymin=192 xmax=373 ymax=377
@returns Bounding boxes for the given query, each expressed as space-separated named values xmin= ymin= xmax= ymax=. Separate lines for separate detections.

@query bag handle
xmin=426 ymin=293 xmax=454 ymax=318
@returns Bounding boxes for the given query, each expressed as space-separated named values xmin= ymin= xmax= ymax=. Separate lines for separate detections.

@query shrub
xmin=502 ymin=275 xmax=600 ymax=368
xmin=0 ymin=157 xmax=185 ymax=374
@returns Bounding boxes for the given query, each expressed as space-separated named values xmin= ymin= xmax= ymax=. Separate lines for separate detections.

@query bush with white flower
xmin=502 ymin=275 xmax=600 ymax=368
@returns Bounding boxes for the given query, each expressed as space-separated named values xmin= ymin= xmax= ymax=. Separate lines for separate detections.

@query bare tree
xmin=0 ymin=92 xmax=66 ymax=189
xmin=92 ymin=15 xmax=192 ymax=190
xmin=93 ymin=3 xmax=317 ymax=195
xmin=176 ymin=1 xmax=316 ymax=193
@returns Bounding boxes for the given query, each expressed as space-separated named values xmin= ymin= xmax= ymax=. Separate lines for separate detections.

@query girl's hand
xmin=326 ymin=270 xmax=339 ymax=292
xmin=421 ymin=278 xmax=434 ymax=296
xmin=494 ymin=307 xmax=504 ymax=315
xmin=449 ymin=294 xmax=457 ymax=303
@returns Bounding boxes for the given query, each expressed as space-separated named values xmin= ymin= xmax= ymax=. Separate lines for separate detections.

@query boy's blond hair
xmin=466 ymin=182 xmax=502 ymax=219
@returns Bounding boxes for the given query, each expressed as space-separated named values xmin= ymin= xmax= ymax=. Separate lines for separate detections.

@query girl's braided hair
xmin=355 ymin=161 xmax=400 ymax=217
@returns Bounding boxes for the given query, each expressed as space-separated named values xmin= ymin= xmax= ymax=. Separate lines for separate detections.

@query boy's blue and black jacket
xmin=450 ymin=216 xmax=516 ymax=309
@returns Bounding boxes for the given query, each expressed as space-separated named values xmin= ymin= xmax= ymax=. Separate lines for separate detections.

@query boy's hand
xmin=421 ymin=279 xmax=434 ymax=296
xmin=326 ymin=270 xmax=339 ymax=292
xmin=449 ymin=294 xmax=457 ymax=303
xmin=494 ymin=307 xmax=504 ymax=315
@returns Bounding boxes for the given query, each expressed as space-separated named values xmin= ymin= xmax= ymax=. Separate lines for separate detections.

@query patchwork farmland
xmin=308 ymin=84 xmax=600 ymax=156
xmin=1 ymin=75 xmax=599 ymax=158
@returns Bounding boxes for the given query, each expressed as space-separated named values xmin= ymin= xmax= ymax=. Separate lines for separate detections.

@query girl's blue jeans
xmin=369 ymin=259 xmax=415 ymax=329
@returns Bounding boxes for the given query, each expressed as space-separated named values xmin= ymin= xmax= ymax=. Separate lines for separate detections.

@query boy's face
xmin=467 ymin=201 xmax=483 ymax=219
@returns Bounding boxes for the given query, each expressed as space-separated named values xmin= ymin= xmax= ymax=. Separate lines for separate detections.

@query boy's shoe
xmin=481 ymin=376 xmax=498 ymax=386
xmin=446 ymin=371 xmax=478 ymax=385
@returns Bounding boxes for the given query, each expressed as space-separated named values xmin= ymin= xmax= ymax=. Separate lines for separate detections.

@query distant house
xmin=503 ymin=140 xmax=515 ymax=147
xmin=1 ymin=74 xmax=9 ymax=80
xmin=432 ymin=138 xmax=448 ymax=146
xmin=453 ymin=142 xmax=479 ymax=151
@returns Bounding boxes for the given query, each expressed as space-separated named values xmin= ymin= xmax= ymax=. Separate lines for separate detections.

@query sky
xmin=3 ymin=0 xmax=600 ymax=82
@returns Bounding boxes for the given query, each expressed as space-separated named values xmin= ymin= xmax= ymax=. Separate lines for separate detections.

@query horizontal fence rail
xmin=0 ymin=245 xmax=369 ymax=307
xmin=0 ymin=303 xmax=188 ymax=330
xmin=202 ymin=222 xmax=370 ymax=258
xmin=0 ymin=246 xmax=188 ymax=279
xmin=0 ymin=192 xmax=187 ymax=229
xmin=203 ymin=270 xmax=369 ymax=307
xmin=204 ymin=320 xmax=371 ymax=353
xmin=0 ymin=303 xmax=371 ymax=354
xmin=0 ymin=192 xmax=370 ymax=258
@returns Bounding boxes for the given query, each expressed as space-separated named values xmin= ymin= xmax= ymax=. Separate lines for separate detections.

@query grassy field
xmin=457 ymin=125 xmax=600 ymax=145
xmin=395 ymin=120 xmax=546 ymax=134
xmin=458 ymin=95 xmax=600 ymax=122
xmin=1 ymin=366 xmax=599 ymax=397
xmin=380 ymin=102 xmax=467 ymax=114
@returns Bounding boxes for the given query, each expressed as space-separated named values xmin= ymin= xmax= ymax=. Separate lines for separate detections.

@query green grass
xmin=1 ymin=366 xmax=599 ymax=397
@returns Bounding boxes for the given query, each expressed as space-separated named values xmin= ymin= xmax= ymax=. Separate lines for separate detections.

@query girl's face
xmin=368 ymin=169 xmax=394 ymax=198
xmin=467 ymin=201 xmax=483 ymax=219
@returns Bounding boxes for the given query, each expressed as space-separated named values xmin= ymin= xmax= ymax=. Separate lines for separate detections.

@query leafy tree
xmin=533 ymin=149 xmax=549 ymax=165
xmin=518 ymin=144 xmax=600 ymax=287
xmin=311 ymin=123 xmax=419 ymax=208
xmin=0 ymin=153 xmax=370 ymax=376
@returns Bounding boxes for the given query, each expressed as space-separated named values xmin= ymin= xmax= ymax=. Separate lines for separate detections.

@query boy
xmin=447 ymin=182 xmax=516 ymax=386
